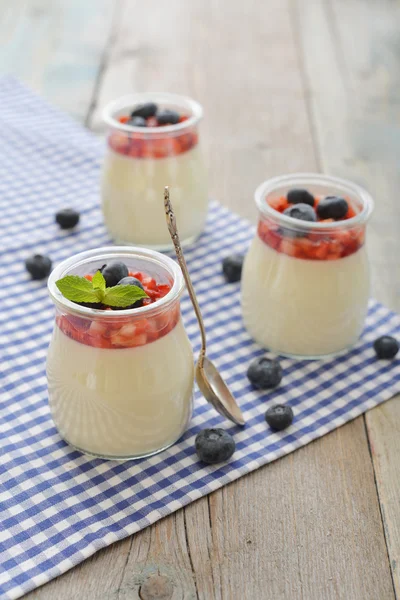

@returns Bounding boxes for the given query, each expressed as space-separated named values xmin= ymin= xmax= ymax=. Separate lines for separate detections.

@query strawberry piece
xmin=118 ymin=115 xmax=130 ymax=124
xmin=118 ymin=323 xmax=138 ymax=338
xmin=130 ymin=271 xmax=143 ymax=281
xmin=146 ymin=117 xmax=158 ymax=127
xmin=177 ymin=133 xmax=194 ymax=153
xmin=110 ymin=333 xmax=147 ymax=348
xmin=142 ymin=138 xmax=171 ymax=159
xmin=128 ymin=138 xmax=144 ymax=158
xmin=157 ymin=284 xmax=171 ymax=297
xmin=313 ymin=240 xmax=330 ymax=260
xmin=109 ymin=132 xmax=130 ymax=155
xmin=179 ymin=115 xmax=189 ymax=122
xmin=142 ymin=276 xmax=157 ymax=290
xmin=66 ymin=315 xmax=90 ymax=331
xmin=84 ymin=274 xmax=93 ymax=281
xmin=295 ymin=238 xmax=315 ymax=259
xmin=90 ymin=336 xmax=113 ymax=349
xmin=345 ymin=206 xmax=356 ymax=219
xmin=257 ymin=221 xmax=282 ymax=249
xmin=279 ymin=239 xmax=297 ymax=257
xmin=268 ymin=196 xmax=289 ymax=213
xmin=87 ymin=321 xmax=108 ymax=337
xmin=146 ymin=289 xmax=162 ymax=301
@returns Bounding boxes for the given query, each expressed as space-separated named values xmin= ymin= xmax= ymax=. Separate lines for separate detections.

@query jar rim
xmin=48 ymin=246 xmax=184 ymax=318
xmin=255 ymin=173 xmax=374 ymax=231
xmin=103 ymin=92 xmax=203 ymax=136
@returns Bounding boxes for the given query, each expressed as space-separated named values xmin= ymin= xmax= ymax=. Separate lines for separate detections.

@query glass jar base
xmin=110 ymin=232 xmax=201 ymax=253
xmin=60 ymin=431 xmax=187 ymax=461
xmin=258 ymin=340 xmax=359 ymax=361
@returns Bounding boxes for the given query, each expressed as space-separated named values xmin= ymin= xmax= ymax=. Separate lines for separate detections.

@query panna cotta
xmin=242 ymin=174 xmax=374 ymax=358
xmin=47 ymin=247 xmax=194 ymax=459
xmin=101 ymin=94 xmax=208 ymax=250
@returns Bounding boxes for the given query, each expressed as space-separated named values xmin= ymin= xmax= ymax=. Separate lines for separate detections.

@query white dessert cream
xmin=101 ymin=146 xmax=208 ymax=248
xmin=242 ymin=234 xmax=370 ymax=358
xmin=47 ymin=318 xmax=194 ymax=458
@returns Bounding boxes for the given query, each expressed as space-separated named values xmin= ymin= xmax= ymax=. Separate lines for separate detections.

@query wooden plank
xmin=187 ymin=419 xmax=393 ymax=600
xmin=326 ymin=0 xmax=400 ymax=594
xmin=0 ymin=0 xmax=115 ymax=122
xmin=88 ymin=0 xmax=317 ymax=223
xmin=294 ymin=0 xmax=400 ymax=595
xmin=10 ymin=0 xmax=396 ymax=597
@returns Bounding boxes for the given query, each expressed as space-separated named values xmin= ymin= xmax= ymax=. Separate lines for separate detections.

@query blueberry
xmin=25 ymin=254 xmax=52 ymax=280
xmin=112 ymin=276 xmax=145 ymax=310
xmin=283 ymin=203 xmax=317 ymax=223
xmin=117 ymin=276 xmax=144 ymax=290
xmin=55 ymin=208 xmax=80 ymax=229
xmin=195 ymin=429 xmax=236 ymax=464
xmin=316 ymin=196 xmax=348 ymax=220
xmin=100 ymin=262 xmax=129 ymax=287
xmin=247 ymin=357 xmax=283 ymax=389
xmin=373 ymin=336 xmax=399 ymax=359
xmin=222 ymin=254 xmax=244 ymax=283
xmin=157 ymin=109 xmax=180 ymax=125
xmin=265 ymin=405 xmax=294 ymax=431
xmin=78 ymin=301 xmax=104 ymax=309
xmin=127 ymin=116 xmax=147 ymax=127
xmin=131 ymin=102 xmax=158 ymax=119
xmin=287 ymin=188 xmax=315 ymax=207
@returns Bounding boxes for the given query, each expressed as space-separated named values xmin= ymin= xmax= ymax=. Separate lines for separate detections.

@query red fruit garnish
xmin=109 ymin=132 xmax=130 ymax=155
xmin=57 ymin=271 xmax=177 ymax=349
xmin=84 ymin=274 xmax=93 ymax=281
xmin=108 ymin=113 xmax=198 ymax=158
xmin=345 ymin=206 xmax=356 ymax=219
xmin=259 ymin=192 xmax=364 ymax=260
xmin=268 ymin=196 xmax=289 ymax=213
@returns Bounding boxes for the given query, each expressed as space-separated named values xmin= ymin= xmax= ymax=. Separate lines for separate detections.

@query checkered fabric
xmin=1 ymin=77 xmax=400 ymax=600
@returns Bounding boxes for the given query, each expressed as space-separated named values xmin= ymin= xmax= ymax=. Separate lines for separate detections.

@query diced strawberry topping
xmin=109 ymin=107 xmax=198 ymax=159
xmin=57 ymin=270 xmax=177 ymax=349
xmin=258 ymin=193 xmax=365 ymax=260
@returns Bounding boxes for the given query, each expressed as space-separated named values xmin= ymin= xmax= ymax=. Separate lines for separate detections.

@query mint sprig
xmin=92 ymin=269 xmax=106 ymax=293
xmin=55 ymin=271 xmax=148 ymax=308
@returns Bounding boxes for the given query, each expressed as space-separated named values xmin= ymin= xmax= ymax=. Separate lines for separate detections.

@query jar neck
xmin=48 ymin=246 xmax=184 ymax=321
xmin=103 ymin=93 xmax=203 ymax=138
xmin=255 ymin=173 xmax=374 ymax=234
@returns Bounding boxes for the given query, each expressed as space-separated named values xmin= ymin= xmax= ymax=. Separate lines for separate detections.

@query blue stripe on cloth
xmin=1 ymin=76 xmax=400 ymax=599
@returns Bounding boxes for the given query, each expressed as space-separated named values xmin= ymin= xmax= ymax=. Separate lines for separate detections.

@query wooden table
xmin=1 ymin=1 xmax=399 ymax=598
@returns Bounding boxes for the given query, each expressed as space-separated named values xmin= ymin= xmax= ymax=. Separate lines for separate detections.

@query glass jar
xmin=241 ymin=174 xmax=374 ymax=359
xmin=101 ymin=93 xmax=208 ymax=251
xmin=47 ymin=246 xmax=194 ymax=460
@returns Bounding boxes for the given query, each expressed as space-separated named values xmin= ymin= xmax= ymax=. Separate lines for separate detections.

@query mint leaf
xmin=92 ymin=270 xmax=106 ymax=294
xmin=104 ymin=285 xmax=148 ymax=308
xmin=56 ymin=276 xmax=100 ymax=303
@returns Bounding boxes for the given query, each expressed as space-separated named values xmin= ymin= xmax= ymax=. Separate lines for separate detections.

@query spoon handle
xmin=164 ymin=186 xmax=207 ymax=364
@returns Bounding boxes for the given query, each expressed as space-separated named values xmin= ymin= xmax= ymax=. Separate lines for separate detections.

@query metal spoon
xmin=164 ymin=186 xmax=245 ymax=426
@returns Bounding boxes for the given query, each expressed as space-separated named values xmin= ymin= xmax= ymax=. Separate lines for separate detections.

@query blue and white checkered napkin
xmin=1 ymin=77 xmax=400 ymax=599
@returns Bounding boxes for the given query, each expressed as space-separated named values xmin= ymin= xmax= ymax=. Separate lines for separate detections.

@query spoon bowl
xmin=196 ymin=358 xmax=245 ymax=426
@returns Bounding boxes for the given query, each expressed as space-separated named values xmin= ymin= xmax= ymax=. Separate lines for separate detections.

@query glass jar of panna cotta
xmin=47 ymin=247 xmax=194 ymax=460
xmin=101 ymin=93 xmax=208 ymax=250
xmin=241 ymin=174 xmax=374 ymax=359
